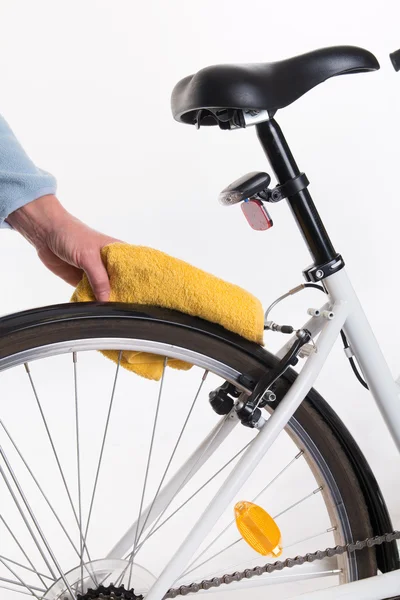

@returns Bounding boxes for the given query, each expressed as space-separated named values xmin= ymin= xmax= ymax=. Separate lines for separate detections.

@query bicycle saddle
xmin=171 ymin=46 xmax=379 ymax=126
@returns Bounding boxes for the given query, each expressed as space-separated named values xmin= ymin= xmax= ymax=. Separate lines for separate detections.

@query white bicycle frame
xmin=106 ymin=266 xmax=400 ymax=600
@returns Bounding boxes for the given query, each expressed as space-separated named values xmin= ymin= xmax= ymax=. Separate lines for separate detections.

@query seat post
xmin=256 ymin=118 xmax=337 ymax=268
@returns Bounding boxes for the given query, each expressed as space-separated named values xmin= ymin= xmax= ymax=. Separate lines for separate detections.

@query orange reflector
xmin=234 ymin=501 xmax=282 ymax=556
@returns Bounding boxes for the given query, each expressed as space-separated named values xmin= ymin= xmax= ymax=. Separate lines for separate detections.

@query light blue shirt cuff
xmin=0 ymin=114 xmax=57 ymax=229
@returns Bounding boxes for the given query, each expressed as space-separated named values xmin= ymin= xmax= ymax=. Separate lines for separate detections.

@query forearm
xmin=6 ymin=194 xmax=70 ymax=248
xmin=0 ymin=114 xmax=57 ymax=228
xmin=0 ymin=115 xmax=117 ymax=301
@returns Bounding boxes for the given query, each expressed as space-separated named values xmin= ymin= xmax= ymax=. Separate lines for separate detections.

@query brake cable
xmin=264 ymin=282 xmax=369 ymax=391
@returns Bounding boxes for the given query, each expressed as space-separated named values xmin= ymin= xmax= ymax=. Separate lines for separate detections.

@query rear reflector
xmin=241 ymin=199 xmax=273 ymax=231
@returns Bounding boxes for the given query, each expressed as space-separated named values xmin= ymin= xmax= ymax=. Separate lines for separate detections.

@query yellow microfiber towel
xmin=71 ymin=243 xmax=264 ymax=380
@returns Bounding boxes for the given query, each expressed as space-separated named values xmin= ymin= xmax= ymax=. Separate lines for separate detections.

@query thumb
xmin=84 ymin=253 xmax=111 ymax=302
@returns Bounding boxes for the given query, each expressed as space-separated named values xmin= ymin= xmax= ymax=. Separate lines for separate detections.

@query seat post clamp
xmin=303 ymin=255 xmax=345 ymax=282
xmin=261 ymin=172 xmax=310 ymax=203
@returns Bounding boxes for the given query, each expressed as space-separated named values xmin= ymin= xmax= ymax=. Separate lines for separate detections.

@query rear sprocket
xmin=77 ymin=584 xmax=143 ymax=600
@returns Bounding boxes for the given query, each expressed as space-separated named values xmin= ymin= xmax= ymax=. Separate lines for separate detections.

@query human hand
xmin=6 ymin=194 xmax=120 ymax=301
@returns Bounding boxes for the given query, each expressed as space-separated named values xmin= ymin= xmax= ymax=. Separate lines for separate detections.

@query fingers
xmin=82 ymin=252 xmax=111 ymax=302
xmin=32 ymin=208 xmax=117 ymax=299
xmin=37 ymin=246 xmax=84 ymax=286
xmin=46 ymin=262 xmax=83 ymax=286
xmin=56 ymin=264 xmax=84 ymax=287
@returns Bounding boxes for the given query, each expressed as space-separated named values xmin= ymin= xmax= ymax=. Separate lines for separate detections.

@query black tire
xmin=0 ymin=302 xmax=395 ymax=584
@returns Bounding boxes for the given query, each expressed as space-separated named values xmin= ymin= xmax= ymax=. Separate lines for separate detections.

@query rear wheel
xmin=0 ymin=303 xmax=381 ymax=600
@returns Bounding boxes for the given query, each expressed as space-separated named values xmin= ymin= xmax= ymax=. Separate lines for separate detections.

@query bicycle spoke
xmin=73 ymin=353 xmax=84 ymax=593
xmin=127 ymin=411 xmax=236 ymax=565
xmin=0 ymin=443 xmax=77 ymax=598
xmin=0 ymin=420 xmax=97 ymax=591
xmin=24 ymin=364 xmax=85 ymax=546
xmin=0 ymin=555 xmax=53 ymax=582
xmin=0 ymin=420 xmax=85 ymax=569
xmin=0 ymin=515 xmax=49 ymax=588
xmin=253 ymin=450 xmax=304 ymax=502
xmin=285 ymin=526 xmax=337 ymax=550
xmin=83 ymin=352 xmax=122 ymax=546
xmin=0 ymin=464 xmax=56 ymax=579
xmin=0 ymin=557 xmax=45 ymax=599
xmin=127 ymin=357 xmax=167 ymax=589
xmin=134 ymin=438 xmax=254 ymax=556
xmin=0 ymin=582 xmax=43 ymax=597
xmin=274 ymin=485 xmax=323 ymax=519
xmin=27 ymin=359 xmax=100 ymax=580
xmin=183 ymin=449 xmax=304 ymax=577
xmin=182 ymin=537 xmax=242 ymax=579
xmin=0 ymin=576 xmax=45 ymax=594
xmin=135 ymin=370 xmax=208 ymax=546
xmin=24 ymin=361 xmax=98 ymax=589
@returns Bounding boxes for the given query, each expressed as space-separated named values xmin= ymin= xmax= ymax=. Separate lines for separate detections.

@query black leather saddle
xmin=171 ymin=46 xmax=379 ymax=127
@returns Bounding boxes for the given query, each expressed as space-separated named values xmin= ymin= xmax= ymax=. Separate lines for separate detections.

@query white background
xmin=0 ymin=0 xmax=400 ymax=597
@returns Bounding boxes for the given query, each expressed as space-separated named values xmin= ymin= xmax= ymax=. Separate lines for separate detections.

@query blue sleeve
xmin=0 ymin=114 xmax=57 ymax=229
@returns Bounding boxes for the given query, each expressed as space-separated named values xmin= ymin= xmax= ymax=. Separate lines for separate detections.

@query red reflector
xmin=241 ymin=199 xmax=273 ymax=231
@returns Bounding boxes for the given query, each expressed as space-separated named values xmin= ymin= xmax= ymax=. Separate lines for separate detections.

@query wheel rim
xmin=0 ymin=338 xmax=358 ymax=599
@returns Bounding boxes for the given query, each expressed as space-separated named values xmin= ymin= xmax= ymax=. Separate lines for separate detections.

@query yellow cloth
xmin=71 ymin=243 xmax=264 ymax=380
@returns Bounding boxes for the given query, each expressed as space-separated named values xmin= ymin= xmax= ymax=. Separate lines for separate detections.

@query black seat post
xmin=256 ymin=118 xmax=337 ymax=268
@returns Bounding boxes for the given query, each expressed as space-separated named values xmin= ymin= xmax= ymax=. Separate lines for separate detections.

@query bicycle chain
xmin=165 ymin=530 xmax=400 ymax=598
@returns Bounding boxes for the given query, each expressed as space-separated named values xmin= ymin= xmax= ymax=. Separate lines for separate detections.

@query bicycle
xmin=1 ymin=44 xmax=399 ymax=600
